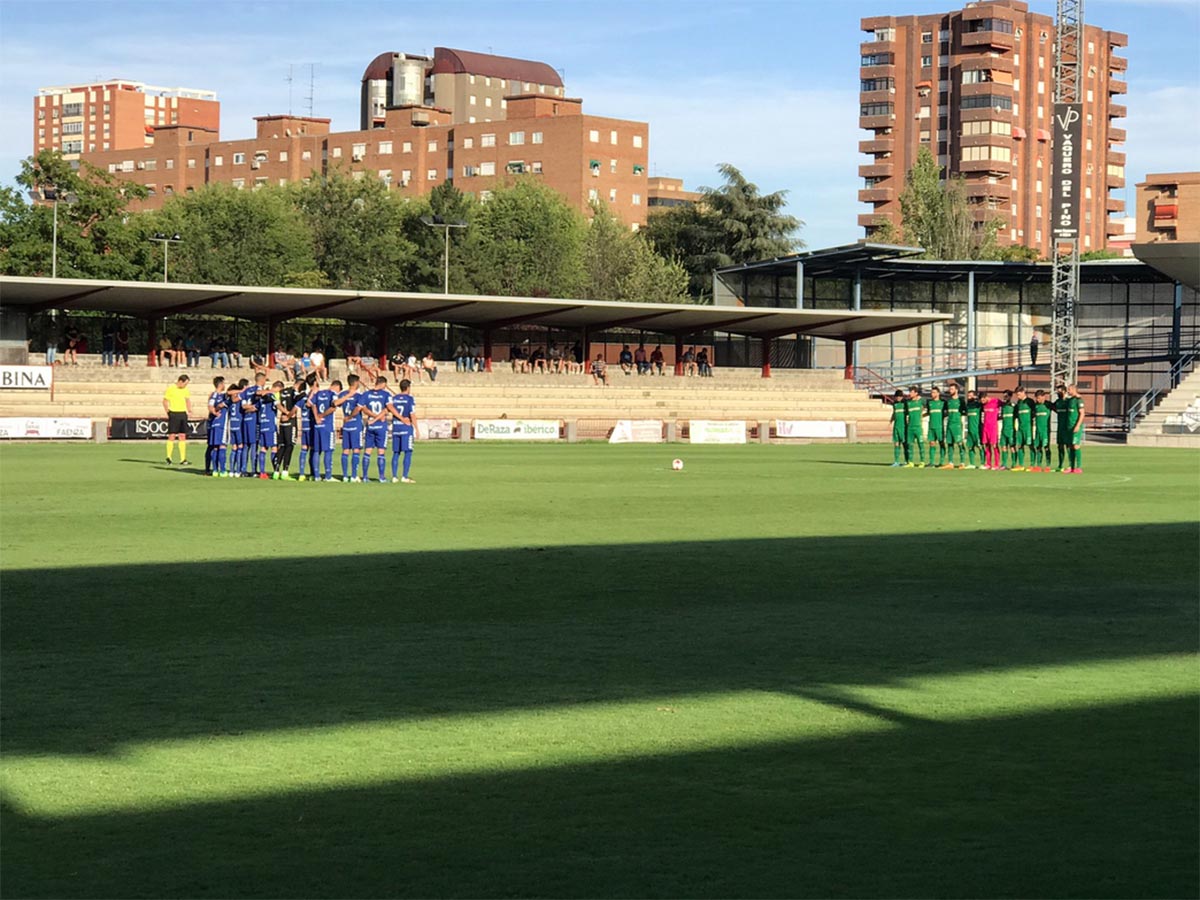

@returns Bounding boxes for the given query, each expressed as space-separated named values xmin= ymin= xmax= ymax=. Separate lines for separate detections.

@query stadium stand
xmin=0 ymin=357 xmax=893 ymax=442
xmin=1127 ymin=368 xmax=1200 ymax=448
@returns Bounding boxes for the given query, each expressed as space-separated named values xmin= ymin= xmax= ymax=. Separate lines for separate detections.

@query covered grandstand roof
xmin=717 ymin=242 xmax=1178 ymax=285
xmin=0 ymin=277 xmax=948 ymax=341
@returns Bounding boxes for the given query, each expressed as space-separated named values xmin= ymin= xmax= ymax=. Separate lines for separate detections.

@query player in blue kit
xmin=305 ymin=377 xmax=338 ymax=482
xmin=239 ymin=372 xmax=267 ymax=475
xmin=226 ymin=380 xmax=246 ymax=477
xmin=297 ymin=374 xmax=315 ymax=481
xmin=257 ymin=381 xmax=282 ymax=479
xmin=205 ymin=376 xmax=226 ymax=475
xmin=333 ymin=374 xmax=364 ymax=482
xmin=359 ymin=376 xmax=391 ymax=483
xmin=208 ymin=378 xmax=231 ymax=477
xmin=387 ymin=378 xmax=418 ymax=483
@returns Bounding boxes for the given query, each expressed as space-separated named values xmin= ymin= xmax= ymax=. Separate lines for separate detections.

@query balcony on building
xmin=960 ymin=80 xmax=1013 ymax=100
xmin=858 ymin=186 xmax=895 ymax=203
xmin=859 ymin=40 xmax=894 ymax=56
xmin=1152 ymin=201 xmax=1179 ymax=226
xmin=960 ymin=131 xmax=1014 ymax=150
xmin=960 ymin=56 xmax=1014 ymax=76
xmin=1108 ymin=78 xmax=1127 ymax=95
xmin=859 ymin=63 xmax=897 ymax=80
xmin=858 ymin=212 xmax=893 ymax=229
xmin=1105 ymin=219 xmax=1127 ymax=237
xmin=1107 ymin=149 xmax=1126 ymax=167
xmin=1107 ymin=172 xmax=1125 ymax=190
xmin=965 ymin=180 xmax=1012 ymax=200
xmin=1109 ymin=54 xmax=1128 ymax=71
xmin=960 ymin=18 xmax=1016 ymax=51
xmin=858 ymin=136 xmax=895 ymax=154
xmin=1109 ymin=32 xmax=1129 ymax=48
xmin=859 ymin=113 xmax=896 ymax=130
xmin=959 ymin=158 xmax=1012 ymax=175
xmin=1108 ymin=103 xmax=1127 ymax=119
xmin=969 ymin=206 xmax=1005 ymax=222
xmin=1108 ymin=126 xmax=1126 ymax=143
xmin=858 ymin=89 xmax=896 ymax=105
xmin=858 ymin=162 xmax=894 ymax=179
xmin=1106 ymin=196 xmax=1125 ymax=213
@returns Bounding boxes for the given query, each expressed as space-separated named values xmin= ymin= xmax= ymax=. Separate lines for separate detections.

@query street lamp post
xmin=28 ymin=186 xmax=77 ymax=278
xmin=148 ymin=232 xmax=183 ymax=283
xmin=419 ymin=215 xmax=468 ymax=295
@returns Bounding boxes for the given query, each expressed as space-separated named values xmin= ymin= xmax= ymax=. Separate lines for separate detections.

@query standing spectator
xmin=650 ymin=344 xmax=665 ymax=375
xmin=590 ymin=353 xmax=609 ymax=386
xmin=114 ymin=324 xmax=129 ymax=366
xmin=634 ymin=343 xmax=649 ymax=375
xmin=162 ymin=373 xmax=193 ymax=465
xmin=210 ymin=336 xmax=229 ymax=368
xmin=421 ymin=351 xmax=439 ymax=382
xmin=101 ymin=322 xmax=116 ymax=367
xmin=45 ymin=328 xmax=58 ymax=366
xmin=64 ymin=325 xmax=81 ymax=365
xmin=618 ymin=344 xmax=634 ymax=375
xmin=454 ymin=342 xmax=470 ymax=372
xmin=1029 ymin=332 xmax=1040 ymax=367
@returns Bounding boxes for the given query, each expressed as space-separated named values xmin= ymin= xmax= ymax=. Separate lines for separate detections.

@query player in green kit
xmin=998 ymin=390 xmax=1016 ymax=470
xmin=905 ymin=385 xmax=926 ymax=467
xmin=942 ymin=383 xmax=966 ymax=467
xmin=926 ymin=386 xmax=947 ymax=467
xmin=1031 ymin=389 xmax=1051 ymax=471
xmin=1052 ymin=384 xmax=1070 ymax=472
xmin=1012 ymin=385 xmax=1034 ymax=471
xmin=964 ymin=389 xmax=983 ymax=468
xmin=1066 ymin=383 xmax=1085 ymax=473
xmin=890 ymin=389 xmax=908 ymax=466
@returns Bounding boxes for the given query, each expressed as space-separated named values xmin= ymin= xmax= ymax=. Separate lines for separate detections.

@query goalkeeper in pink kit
xmin=981 ymin=390 xmax=1001 ymax=469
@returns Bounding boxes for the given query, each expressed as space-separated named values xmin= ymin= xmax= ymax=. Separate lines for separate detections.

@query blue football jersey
xmin=389 ymin=393 xmax=415 ymax=430
xmin=258 ymin=393 xmax=277 ymax=430
xmin=239 ymin=384 xmax=261 ymax=416
xmin=228 ymin=394 xmax=243 ymax=429
xmin=337 ymin=390 xmax=363 ymax=429
xmin=307 ymin=388 xmax=336 ymax=431
xmin=207 ymin=390 xmax=226 ymax=418
xmin=361 ymin=389 xmax=391 ymax=429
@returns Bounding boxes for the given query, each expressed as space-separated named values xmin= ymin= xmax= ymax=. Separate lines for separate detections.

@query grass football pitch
xmin=1 ymin=441 xmax=1197 ymax=898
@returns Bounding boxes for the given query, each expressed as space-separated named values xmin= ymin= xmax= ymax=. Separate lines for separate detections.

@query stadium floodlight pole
xmin=1049 ymin=0 xmax=1084 ymax=388
xmin=28 ymin=186 xmax=77 ymax=278
xmin=419 ymin=215 xmax=468 ymax=295
xmin=148 ymin=232 xmax=183 ymax=283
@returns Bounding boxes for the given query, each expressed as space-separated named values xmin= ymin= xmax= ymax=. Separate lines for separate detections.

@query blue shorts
xmin=312 ymin=429 xmax=334 ymax=453
xmin=299 ymin=423 xmax=312 ymax=447
xmin=365 ymin=428 xmax=387 ymax=450
xmin=241 ymin=422 xmax=258 ymax=445
xmin=342 ymin=427 xmax=363 ymax=450
xmin=227 ymin=421 xmax=243 ymax=444
xmin=391 ymin=427 xmax=413 ymax=452
xmin=209 ymin=426 xmax=227 ymax=447
xmin=258 ymin=429 xmax=277 ymax=447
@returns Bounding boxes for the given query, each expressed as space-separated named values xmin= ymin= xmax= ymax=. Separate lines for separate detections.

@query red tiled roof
xmin=430 ymin=47 xmax=562 ymax=87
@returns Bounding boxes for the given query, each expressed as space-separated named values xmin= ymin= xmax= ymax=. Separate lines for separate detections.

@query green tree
xmin=1079 ymin=249 xmax=1121 ymax=261
xmin=399 ymin=182 xmax=479 ymax=293
xmin=293 ymin=170 xmax=420 ymax=291
xmin=642 ymin=164 xmax=803 ymax=302
xmin=1 ymin=150 xmax=148 ymax=278
xmin=463 ymin=180 xmax=586 ymax=297
xmin=145 ymin=184 xmax=316 ymax=286
xmin=583 ymin=202 xmax=689 ymax=304
xmin=890 ymin=147 xmax=1002 ymax=260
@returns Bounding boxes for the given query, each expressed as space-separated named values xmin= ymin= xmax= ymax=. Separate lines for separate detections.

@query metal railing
xmin=1125 ymin=347 xmax=1200 ymax=433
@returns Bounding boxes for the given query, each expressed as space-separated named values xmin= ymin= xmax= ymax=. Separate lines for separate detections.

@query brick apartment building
xmin=646 ymin=176 xmax=702 ymax=213
xmin=858 ymin=0 xmax=1128 ymax=256
xmin=1135 ymin=172 xmax=1200 ymax=244
xmin=82 ymin=95 xmax=651 ymax=227
xmin=361 ymin=47 xmax=565 ymax=128
xmin=34 ymin=80 xmax=219 ymax=162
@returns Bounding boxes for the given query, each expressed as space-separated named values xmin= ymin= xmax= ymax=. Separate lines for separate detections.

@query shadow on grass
xmin=2 ymin=696 xmax=1195 ymax=898
xmin=1 ymin=524 xmax=1195 ymax=758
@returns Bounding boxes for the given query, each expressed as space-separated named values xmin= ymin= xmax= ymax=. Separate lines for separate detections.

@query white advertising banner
xmin=0 ymin=417 xmax=91 ymax=439
xmin=689 ymin=420 xmax=747 ymax=444
xmin=0 ymin=366 xmax=53 ymax=390
xmin=776 ymin=420 xmax=848 ymax=439
xmin=609 ymin=419 xmax=664 ymax=444
xmin=473 ymin=419 xmax=560 ymax=440
xmin=418 ymin=418 xmax=456 ymax=440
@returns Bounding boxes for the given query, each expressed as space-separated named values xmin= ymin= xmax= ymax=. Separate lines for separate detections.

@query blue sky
xmin=1 ymin=0 xmax=1197 ymax=248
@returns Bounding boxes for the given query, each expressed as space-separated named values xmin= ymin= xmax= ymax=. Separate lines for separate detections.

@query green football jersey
xmin=906 ymin=397 xmax=925 ymax=427
xmin=1067 ymin=396 xmax=1084 ymax=430
xmin=1033 ymin=402 xmax=1051 ymax=437
xmin=944 ymin=396 xmax=964 ymax=418
xmin=999 ymin=403 xmax=1015 ymax=434
xmin=1015 ymin=399 xmax=1033 ymax=429
xmin=965 ymin=400 xmax=983 ymax=434
xmin=927 ymin=398 xmax=946 ymax=428
xmin=892 ymin=401 xmax=907 ymax=427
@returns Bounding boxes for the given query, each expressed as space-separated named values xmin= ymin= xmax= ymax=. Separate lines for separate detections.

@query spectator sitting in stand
xmin=274 ymin=349 xmax=294 ymax=377
xmin=619 ymin=344 xmax=634 ymax=375
xmin=529 ymin=345 xmax=546 ymax=373
xmin=309 ymin=346 xmax=326 ymax=380
xmin=184 ymin=333 xmax=201 ymax=367
xmin=210 ymin=336 xmax=229 ymax=368
xmin=510 ymin=345 xmax=528 ymax=373
xmin=634 ymin=343 xmax=649 ymax=375
xmin=421 ymin=351 xmax=439 ymax=383
xmin=591 ymin=353 xmax=609 ymax=386
xmin=406 ymin=352 xmax=424 ymax=382
xmin=454 ymin=342 xmax=470 ymax=372
xmin=548 ymin=343 xmax=563 ymax=373
xmin=158 ymin=335 xmax=176 ymax=366
xmin=682 ymin=346 xmax=698 ymax=376
xmin=174 ymin=336 xmax=187 ymax=367
xmin=471 ymin=343 xmax=484 ymax=372
xmin=250 ymin=353 xmax=271 ymax=376
xmin=697 ymin=348 xmax=713 ymax=377
xmin=650 ymin=344 xmax=665 ymax=375
xmin=388 ymin=351 xmax=405 ymax=382
xmin=228 ymin=345 xmax=243 ymax=368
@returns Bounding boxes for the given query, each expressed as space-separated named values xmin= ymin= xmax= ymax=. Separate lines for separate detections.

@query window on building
xmin=187 ymin=158 xmax=197 ymax=169
xmin=214 ymin=155 xmax=223 ymax=166
xmin=873 ymin=27 xmax=895 ymax=41
xmin=165 ymin=159 xmax=174 ymax=169
xmin=480 ymin=161 xmax=496 ymax=176
xmin=920 ymin=56 xmax=933 ymax=68
xmin=62 ymin=121 xmax=83 ymax=134
xmin=378 ymin=141 xmax=392 ymax=154
xmin=531 ymin=161 xmax=543 ymax=174
xmin=610 ymin=158 xmax=618 ymax=173
xmin=532 ymin=131 xmax=543 ymax=144
xmin=861 ymin=77 xmax=895 ymax=91
xmin=962 ymin=69 xmax=994 ymax=84
xmin=509 ymin=131 xmax=525 ymax=145
xmin=610 ymin=130 xmax=618 ymax=145
xmin=501 ymin=99 xmax=507 ymax=110
xmin=279 ymin=151 xmax=288 ymax=162
xmin=633 ymin=134 xmax=644 ymax=149
xmin=860 ymin=102 xmax=894 ymax=117
xmin=255 ymin=176 xmax=269 ymax=188
xmin=469 ymin=95 xmax=477 ymax=106
xmin=484 ymin=97 xmax=492 ymax=108
xmin=921 ymin=31 xmax=932 ymax=42
xmin=918 ymin=105 xmax=931 ymax=119
xmin=231 ymin=152 xmax=245 ymax=165
xmin=481 ymin=133 xmax=496 ymax=147
xmin=608 ymin=187 xmax=617 ymax=202
xmin=919 ymin=130 xmax=931 ymax=143
xmin=232 ymin=178 xmax=245 ymax=189
xmin=960 ymin=94 xmax=1013 ymax=110
xmin=400 ymin=169 xmax=412 ymax=184
xmin=331 ymin=147 xmax=342 ymax=158
xmin=965 ymin=18 xmax=1014 ymax=34
xmin=427 ymin=168 xmax=438 ymax=181
xmin=861 ymin=53 xmax=893 ymax=66
xmin=588 ymin=188 xmax=598 ymax=201
xmin=427 ymin=140 xmax=437 ymax=152
xmin=589 ymin=129 xmax=600 ymax=142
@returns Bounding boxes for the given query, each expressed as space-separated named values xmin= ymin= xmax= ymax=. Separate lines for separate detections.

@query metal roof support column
xmin=843 ymin=340 xmax=855 ymax=381
xmin=853 ymin=269 xmax=862 ymax=373
xmin=1171 ymin=281 xmax=1184 ymax=385
xmin=761 ymin=337 xmax=772 ymax=378
xmin=146 ymin=318 xmax=158 ymax=368
xmin=796 ymin=260 xmax=805 ymax=309
xmin=967 ymin=270 xmax=977 ymax=389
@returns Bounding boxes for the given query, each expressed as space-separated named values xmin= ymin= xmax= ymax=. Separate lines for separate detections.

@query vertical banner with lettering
xmin=1051 ymin=103 xmax=1083 ymax=242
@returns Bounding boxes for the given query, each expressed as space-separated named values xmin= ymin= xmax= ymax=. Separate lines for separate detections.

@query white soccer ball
xmin=672 ymin=458 xmax=684 ymax=471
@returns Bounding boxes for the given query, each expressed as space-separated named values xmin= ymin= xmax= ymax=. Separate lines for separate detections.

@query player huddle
xmin=204 ymin=372 xmax=418 ymax=483
xmin=890 ymin=382 xmax=1086 ymax=473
